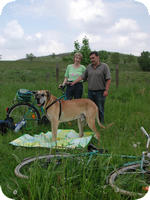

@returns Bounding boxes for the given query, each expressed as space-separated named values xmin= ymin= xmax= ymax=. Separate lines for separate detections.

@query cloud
xmin=0 ymin=0 xmax=150 ymax=59
xmin=9 ymin=0 xmax=69 ymax=19
xmin=107 ymin=18 xmax=139 ymax=33
xmin=0 ymin=21 xmax=67 ymax=59
xmin=35 ymin=32 xmax=42 ymax=39
xmin=69 ymin=0 xmax=107 ymax=22
xmin=37 ymin=40 xmax=66 ymax=55
xmin=76 ymin=33 xmax=101 ymax=44
xmin=74 ymin=21 xmax=150 ymax=56
xmin=0 ymin=35 xmax=5 ymax=45
xmin=3 ymin=20 xmax=24 ymax=39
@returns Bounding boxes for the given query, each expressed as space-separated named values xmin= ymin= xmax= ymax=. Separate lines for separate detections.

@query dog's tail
xmin=96 ymin=110 xmax=105 ymax=129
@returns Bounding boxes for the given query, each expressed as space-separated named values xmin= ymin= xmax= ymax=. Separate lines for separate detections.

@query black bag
xmin=0 ymin=117 xmax=15 ymax=134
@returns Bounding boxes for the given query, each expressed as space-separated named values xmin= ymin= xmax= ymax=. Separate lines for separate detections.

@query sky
xmin=0 ymin=0 xmax=150 ymax=60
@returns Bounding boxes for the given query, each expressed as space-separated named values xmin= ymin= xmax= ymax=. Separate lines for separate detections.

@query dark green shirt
xmin=81 ymin=63 xmax=111 ymax=91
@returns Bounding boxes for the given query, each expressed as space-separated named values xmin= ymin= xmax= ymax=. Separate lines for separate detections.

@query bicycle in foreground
xmin=14 ymin=127 xmax=150 ymax=198
xmin=107 ymin=126 xmax=150 ymax=197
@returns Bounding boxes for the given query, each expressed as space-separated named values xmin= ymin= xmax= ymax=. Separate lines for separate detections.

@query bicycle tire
xmin=15 ymin=153 xmax=73 ymax=179
xmin=7 ymin=103 xmax=41 ymax=130
xmin=107 ymin=163 xmax=150 ymax=197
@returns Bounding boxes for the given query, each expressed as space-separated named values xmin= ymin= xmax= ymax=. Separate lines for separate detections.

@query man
xmin=71 ymin=51 xmax=111 ymax=123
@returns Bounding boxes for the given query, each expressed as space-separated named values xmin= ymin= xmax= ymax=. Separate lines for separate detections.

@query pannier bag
xmin=15 ymin=89 xmax=32 ymax=102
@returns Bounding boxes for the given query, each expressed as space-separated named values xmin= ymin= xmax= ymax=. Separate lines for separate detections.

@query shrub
xmin=138 ymin=51 xmax=150 ymax=71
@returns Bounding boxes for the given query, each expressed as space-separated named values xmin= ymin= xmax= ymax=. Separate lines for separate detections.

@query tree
xmin=62 ymin=36 xmax=91 ymax=65
xmin=99 ymin=50 xmax=109 ymax=62
xmin=110 ymin=52 xmax=120 ymax=65
xmin=74 ymin=36 xmax=91 ymax=66
xmin=52 ymin=53 xmax=56 ymax=59
xmin=74 ymin=40 xmax=80 ymax=53
xmin=126 ymin=54 xmax=136 ymax=63
xmin=26 ymin=53 xmax=36 ymax=62
xmin=138 ymin=51 xmax=150 ymax=71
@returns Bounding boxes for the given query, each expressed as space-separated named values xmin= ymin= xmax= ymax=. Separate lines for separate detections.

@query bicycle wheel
xmin=7 ymin=103 xmax=41 ymax=130
xmin=15 ymin=153 xmax=82 ymax=183
xmin=107 ymin=162 xmax=150 ymax=197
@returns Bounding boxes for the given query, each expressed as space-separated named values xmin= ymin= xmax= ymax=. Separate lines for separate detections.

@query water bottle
xmin=14 ymin=119 xmax=26 ymax=132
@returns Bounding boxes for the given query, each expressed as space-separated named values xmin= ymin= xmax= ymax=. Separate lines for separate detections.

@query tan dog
xmin=35 ymin=90 xmax=105 ymax=142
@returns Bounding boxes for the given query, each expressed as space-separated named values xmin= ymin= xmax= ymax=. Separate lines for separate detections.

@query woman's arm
xmin=62 ymin=77 xmax=68 ymax=86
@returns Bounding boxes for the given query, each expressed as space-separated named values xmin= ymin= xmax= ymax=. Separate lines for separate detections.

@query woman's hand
xmin=58 ymin=84 xmax=64 ymax=89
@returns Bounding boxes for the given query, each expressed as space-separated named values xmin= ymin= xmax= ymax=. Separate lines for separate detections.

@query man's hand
xmin=103 ymin=90 xmax=108 ymax=97
xmin=70 ymin=82 xmax=75 ymax=86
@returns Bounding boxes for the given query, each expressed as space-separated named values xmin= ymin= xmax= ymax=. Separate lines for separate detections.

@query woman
xmin=61 ymin=52 xmax=86 ymax=100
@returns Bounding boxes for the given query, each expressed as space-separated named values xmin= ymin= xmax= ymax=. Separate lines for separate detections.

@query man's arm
xmin=103 ymin=79 xmax=111 ymax=97
xmin=70 ymin=76 xmax=83 ymax=86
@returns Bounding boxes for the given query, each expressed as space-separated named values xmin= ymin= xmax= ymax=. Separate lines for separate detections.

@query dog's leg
xmin=51 ymin=119 xmax=59 ymax=142
xmin=77 ymin=118 xmax=84 ymax=137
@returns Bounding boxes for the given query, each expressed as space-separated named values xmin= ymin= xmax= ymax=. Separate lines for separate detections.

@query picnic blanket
xmin=10 ymin=129 xmax=94 ymax=149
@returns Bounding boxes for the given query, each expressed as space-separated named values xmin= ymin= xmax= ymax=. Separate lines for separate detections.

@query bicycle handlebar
xmin=58 ymin=85 xmax=66 ymax=90
xmin=141 ymin=127 xmax=149 ymax=138
xmin=58 ymin=82 xmax=71 ymax=91
xmin=58 ymin=81 xmax=72 ymax=89
xmin=141 ymin=127 xmax=150 ymax=149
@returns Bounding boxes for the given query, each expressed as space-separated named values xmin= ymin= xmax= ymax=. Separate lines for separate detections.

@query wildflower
xmin=13 ymin=190 xmax=17 ymax=195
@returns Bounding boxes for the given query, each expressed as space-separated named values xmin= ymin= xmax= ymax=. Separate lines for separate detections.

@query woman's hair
xmin=74 ymin=52 xmax=83 ymax=60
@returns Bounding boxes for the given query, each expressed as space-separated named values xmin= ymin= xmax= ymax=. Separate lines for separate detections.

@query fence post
xmin=116 ymin=64 xmax=119 ymax=88
xmin=56 ymin=63 xmax=59 ymax=83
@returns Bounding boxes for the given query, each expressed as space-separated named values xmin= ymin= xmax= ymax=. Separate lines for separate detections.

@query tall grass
xmin=0 ymin=60 xmax=150 ymax=199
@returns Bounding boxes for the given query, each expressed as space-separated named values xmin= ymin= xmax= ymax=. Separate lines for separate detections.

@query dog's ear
xmin=46 ymin=90 xmax=51 ymax=100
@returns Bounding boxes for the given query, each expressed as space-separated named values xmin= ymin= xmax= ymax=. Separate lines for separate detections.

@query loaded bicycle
xmin=6 ymin=86 xmax=67 ymax=131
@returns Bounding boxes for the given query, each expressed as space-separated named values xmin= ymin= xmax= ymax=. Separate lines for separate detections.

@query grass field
xmin=0 ymin=59 xmax=150 ymax=200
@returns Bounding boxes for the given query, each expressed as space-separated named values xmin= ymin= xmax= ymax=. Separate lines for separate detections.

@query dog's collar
xmin=45 ymin=99 xmax=62 ymax=120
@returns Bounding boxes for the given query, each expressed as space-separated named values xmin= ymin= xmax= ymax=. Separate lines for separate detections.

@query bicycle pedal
xmin=87 ymin=144 xmax=108 ymax=153
xmin=87 ymin=144 xmax=97 ymax=151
